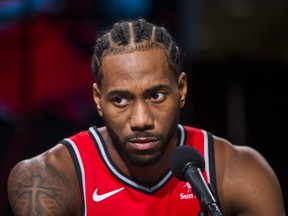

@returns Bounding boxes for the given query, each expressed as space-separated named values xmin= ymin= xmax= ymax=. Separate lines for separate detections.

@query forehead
xmin=101 ymin=49 xmax=176 ymax=90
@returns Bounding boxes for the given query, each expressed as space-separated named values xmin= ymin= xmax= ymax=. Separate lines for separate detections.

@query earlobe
xmin=93 ymin=83 xmax=103 ymax=116
xmin=178 ymin=72 xmax=187 ymax=108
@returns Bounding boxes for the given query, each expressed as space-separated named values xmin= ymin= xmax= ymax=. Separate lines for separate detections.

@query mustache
xmin=124 ymin=132 xmax=162 ymax=141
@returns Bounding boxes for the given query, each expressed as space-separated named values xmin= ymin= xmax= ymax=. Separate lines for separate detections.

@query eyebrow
xmin=107 ymin=90 xmax=131 ymax=98
xmin=146 ymin=84 xmax=170 ymax=94
xmin=107 ymin=84 xmax=170 ymax=98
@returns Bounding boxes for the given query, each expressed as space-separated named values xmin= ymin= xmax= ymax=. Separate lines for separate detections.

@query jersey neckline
xmin=88 ymin=124 xmax=186 ymax=194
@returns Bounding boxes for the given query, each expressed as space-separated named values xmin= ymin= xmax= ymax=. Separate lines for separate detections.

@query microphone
xmin=169 ymin=145 xmax=223 ymax=216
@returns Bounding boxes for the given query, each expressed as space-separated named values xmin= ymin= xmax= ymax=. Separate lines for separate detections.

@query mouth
xmin=129 ymin=138 xmax=159 ymax=151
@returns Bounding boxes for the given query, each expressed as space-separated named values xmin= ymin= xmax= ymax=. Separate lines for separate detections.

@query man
xmin=7 ymin=18 xmax=285 ymax=216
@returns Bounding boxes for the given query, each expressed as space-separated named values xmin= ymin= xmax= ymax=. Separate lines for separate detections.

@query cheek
xmin=153 ymin=103 xmax=180 ymax=125
xmin=102 ymin=108 xmax=129 ymax=130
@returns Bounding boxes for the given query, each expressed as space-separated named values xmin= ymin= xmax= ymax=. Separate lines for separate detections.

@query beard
xmin=104 ymin=106 xmax=180 ymax=167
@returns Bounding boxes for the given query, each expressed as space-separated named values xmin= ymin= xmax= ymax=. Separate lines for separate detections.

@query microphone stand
xmin=198 ymin=196 xmax=222 ymax=216
xmin=206 ymin=202 xmax=222 ymax=216
xmin=185 ymin=167 xmax=222 ymax=216
xmin=198 ymin=202 xmax=207 ymax=216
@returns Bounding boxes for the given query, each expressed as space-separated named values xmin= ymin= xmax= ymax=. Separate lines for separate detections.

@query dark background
xmin=0 ymin=0 xmax=287 ymax=214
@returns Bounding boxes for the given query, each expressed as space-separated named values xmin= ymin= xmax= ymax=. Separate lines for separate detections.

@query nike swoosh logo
xmin=93 ymin=187 xmax=124 ymax=202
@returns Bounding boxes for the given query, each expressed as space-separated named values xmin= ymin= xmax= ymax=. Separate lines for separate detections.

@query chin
xmin=126 ymin=153 xmax=162 ymax=167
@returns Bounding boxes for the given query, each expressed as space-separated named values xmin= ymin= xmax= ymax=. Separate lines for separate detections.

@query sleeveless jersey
xmin=61 ymin=124 xmax=220 ymax=216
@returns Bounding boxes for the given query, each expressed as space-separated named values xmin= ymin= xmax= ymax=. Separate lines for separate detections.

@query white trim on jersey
xmin=64 ymin=138 xmax=87 ymax=216
xmin=202 ymin=130 xmax=211 ymax=184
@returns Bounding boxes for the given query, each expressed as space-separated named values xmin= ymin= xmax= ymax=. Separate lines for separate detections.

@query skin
xmin=7 ymin=49 xmax=286 ymax=215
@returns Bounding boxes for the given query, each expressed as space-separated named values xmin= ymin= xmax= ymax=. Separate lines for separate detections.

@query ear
xmin=93 ymin=83 xmax=103 ymax=116
xmin=178 ymin=72 xmax=187 ymax=109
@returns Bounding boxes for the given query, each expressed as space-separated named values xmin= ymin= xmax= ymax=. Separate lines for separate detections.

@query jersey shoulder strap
xmin=183 ymin=125 xmax=220 ymax=209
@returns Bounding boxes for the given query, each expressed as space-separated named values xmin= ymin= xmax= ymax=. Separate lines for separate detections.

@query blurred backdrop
xmin=0 ymin=0 xmax=287 ymax=214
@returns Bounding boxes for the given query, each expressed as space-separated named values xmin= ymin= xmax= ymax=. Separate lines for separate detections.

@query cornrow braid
xmin=91 ymin=18 xmax=182 ymax=86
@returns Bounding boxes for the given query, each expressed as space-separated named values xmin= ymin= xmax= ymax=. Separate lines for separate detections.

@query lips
xmin=129 ymin=138 xmax=159 ymax=151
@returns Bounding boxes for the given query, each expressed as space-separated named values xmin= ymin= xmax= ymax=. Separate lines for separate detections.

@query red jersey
xmin=61 ymin=124 xmax=220 ymax=216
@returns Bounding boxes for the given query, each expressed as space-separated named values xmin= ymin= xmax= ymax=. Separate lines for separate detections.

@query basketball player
xmin=7 ymin=18 xmax=286 ymax=216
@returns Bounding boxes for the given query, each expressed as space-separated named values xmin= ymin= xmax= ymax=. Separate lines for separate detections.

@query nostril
xmin=129 ymin=116 xmax=154 ymax=131
xmin=130 ymin=124 xmax=154 ymax=132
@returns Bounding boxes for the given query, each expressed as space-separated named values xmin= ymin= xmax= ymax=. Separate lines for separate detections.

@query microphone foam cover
xmin=169 ymin=145 xmax=205 ymax=181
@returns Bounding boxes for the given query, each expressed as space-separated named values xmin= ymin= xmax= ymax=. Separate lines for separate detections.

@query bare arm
xmin=7 ymin=144 xmax=81 ymax=216
xmin=214 ymin=137 xmax=286 ymax=216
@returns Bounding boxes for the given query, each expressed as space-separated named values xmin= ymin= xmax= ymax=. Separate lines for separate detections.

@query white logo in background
xmin=93 ymin=187 xmax=124 ymax=202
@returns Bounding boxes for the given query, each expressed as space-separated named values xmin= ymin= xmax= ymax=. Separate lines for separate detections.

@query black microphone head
xmin=169 ymin=145 xmax=205 ymax=181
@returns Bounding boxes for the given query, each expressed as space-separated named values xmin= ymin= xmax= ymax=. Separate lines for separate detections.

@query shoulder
xmin=8 ymin=144 xmax=75 ymax=182
xmin=213 ymin=136 xmax=285 ymax=215
xmin=7 ymin=144 xmax=81 ymax=216
xmin=213 ymin=136 xmax=278 ymax=182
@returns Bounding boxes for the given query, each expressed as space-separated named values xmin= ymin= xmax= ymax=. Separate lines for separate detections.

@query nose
xmin=129 ymin=101 xmax=154 ymax=131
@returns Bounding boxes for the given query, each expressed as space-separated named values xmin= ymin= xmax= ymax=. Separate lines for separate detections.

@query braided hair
xmin=91 ymin=18 xmax=182 ymax=86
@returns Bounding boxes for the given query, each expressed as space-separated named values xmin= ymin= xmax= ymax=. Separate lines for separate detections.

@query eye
xmin=112 ymin=96 xmax=129 ymax=107
xmin=150 ymin=92 xmax=166 ymax=103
